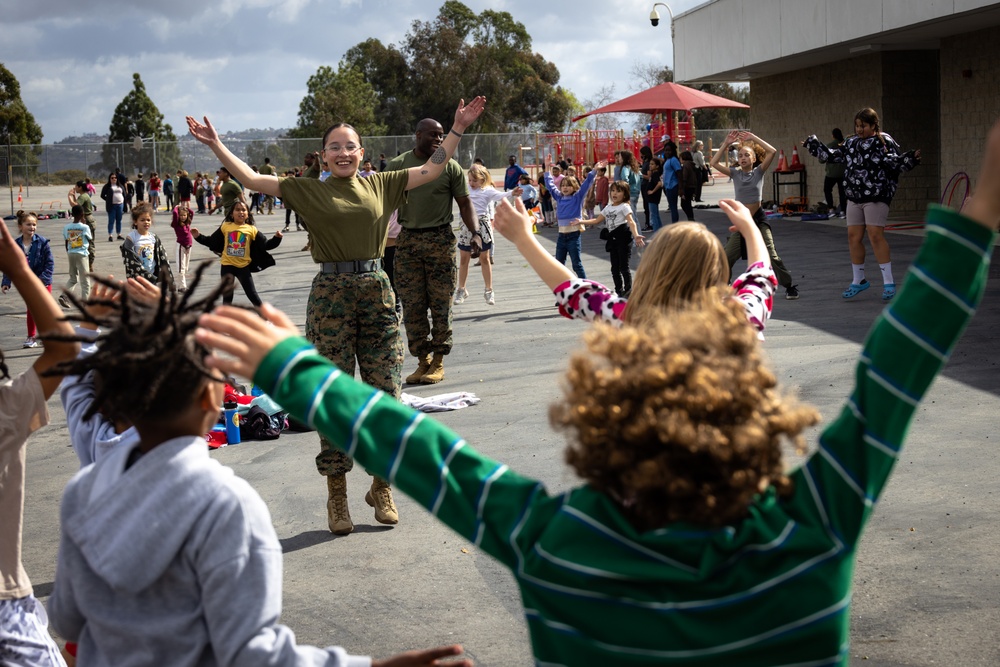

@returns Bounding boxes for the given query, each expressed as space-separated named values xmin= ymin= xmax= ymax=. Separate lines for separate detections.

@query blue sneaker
xmin=882 ymin=284 xmax=896 ymax=301
xmin=842 ymin=279 xmax=870 ymax=299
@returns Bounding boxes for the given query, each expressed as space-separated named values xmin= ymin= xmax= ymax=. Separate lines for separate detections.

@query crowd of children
xmin=0 ymin=111 xmax=993 ymax=666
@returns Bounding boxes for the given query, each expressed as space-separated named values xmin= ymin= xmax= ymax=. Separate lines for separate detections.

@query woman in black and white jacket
xmin=804 ymin=107 xmax=921 ymax=301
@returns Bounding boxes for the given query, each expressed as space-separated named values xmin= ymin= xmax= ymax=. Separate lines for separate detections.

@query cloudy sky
xmin=1 ymin=0 xmax=705 ymax=142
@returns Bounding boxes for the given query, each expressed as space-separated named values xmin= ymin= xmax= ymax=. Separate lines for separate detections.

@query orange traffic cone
xmin=776 ymin=150 xmax=788 ymax=172
xmin=790 ymin=146 xmax=803 ymax=170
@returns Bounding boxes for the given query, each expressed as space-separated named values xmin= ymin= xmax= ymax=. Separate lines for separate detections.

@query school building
xmin=673 ymin=0 xmax=1000 ymax=219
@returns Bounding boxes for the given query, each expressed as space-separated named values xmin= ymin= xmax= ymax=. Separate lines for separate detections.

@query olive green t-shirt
xmin=77 ymin=192 xmax=96 ymax=224
xmin=303 ymin=160 xmax=321 ymax=179
xmin=384 ymin=151 xmax=468 ymax=229
xmin=219 ymin=179 xmax=243 ymax=216
xmin=278 ymin=170 xmax=409 ymax=263
xmin=258 ymin=164 xmax=275 ymax=176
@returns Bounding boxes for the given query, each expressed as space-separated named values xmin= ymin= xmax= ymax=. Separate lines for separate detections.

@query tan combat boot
xmin=420 ymin=353 xmax=445 ymax=384
xmin=326 ymin=474 xmax=353 ymax=535
xmin=365 ymin=477 xmax=399 ymax=525
xmin=405 ymin=354 xmax=432 ymax=384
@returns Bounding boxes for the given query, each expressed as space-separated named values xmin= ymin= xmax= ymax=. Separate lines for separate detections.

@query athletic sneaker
xmin=23 ymin=337 xmax=37 ymax=348
xmin=454 ymin=287 xmax=468 ymax=304
xmin=785 ymin=285 xmax=800 ymax=300
xmin=484 ymin=289 xmax=495 ymax=306
xmin=58 ymin=294 xmax=71 ymax=309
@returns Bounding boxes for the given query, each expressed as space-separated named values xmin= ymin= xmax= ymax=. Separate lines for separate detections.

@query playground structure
xmin=526 ymin=111 xmax=698 ymax=178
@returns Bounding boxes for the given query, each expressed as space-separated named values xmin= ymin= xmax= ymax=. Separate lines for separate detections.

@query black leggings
xmin=608 ymin=236 xmax=633 ymax=296
xmin=221 ymin=264 xmax=262 ymax=307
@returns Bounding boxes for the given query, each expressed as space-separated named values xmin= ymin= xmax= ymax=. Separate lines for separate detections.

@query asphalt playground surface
xmin=4 ymin=182 xmax=999 ymax=666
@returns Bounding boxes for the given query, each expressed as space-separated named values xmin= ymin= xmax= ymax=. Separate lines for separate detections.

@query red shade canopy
xmin=572 ymin=82 xmax=749 ymax=122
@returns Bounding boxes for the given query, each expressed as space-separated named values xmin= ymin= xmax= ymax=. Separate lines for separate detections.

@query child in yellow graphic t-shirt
xmin=192 ymin=201 xmax=282 ymax=306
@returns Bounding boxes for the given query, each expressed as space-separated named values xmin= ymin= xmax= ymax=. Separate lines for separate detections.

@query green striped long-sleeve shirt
xmin=255 ymin=206 xmax=994 ymax=666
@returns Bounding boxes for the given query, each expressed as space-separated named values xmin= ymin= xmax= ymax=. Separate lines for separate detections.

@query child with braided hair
xmin=0 ymin=218 xmax=78 ymax=667
xmin=197 ymin=114 xmax=1000 ymax=665
xmin=45 ymin=263 xmax=472 ymax=667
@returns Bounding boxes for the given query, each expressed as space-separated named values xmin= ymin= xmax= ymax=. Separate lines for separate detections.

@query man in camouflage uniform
xmin=385 ymin=118 xmax=478 ymax=384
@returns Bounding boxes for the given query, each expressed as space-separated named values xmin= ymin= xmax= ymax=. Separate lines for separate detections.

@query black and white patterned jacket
xmin=803 ymin=132 xmax=919 ymax=205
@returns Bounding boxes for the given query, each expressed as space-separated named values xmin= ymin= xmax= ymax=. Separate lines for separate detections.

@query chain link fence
xmin=0 ymin=130 xmax=744 ymax=187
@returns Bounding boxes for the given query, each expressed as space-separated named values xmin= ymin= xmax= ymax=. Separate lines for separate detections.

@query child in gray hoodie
xmin=46 ymin=266 xmax=470 ymax=667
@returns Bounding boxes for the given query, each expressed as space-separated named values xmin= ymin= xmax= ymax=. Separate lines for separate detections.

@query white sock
xmin=880 ymin=262 xmax=894 ymax=285
xmin=852 ymin=264 xmax=866 ymax=284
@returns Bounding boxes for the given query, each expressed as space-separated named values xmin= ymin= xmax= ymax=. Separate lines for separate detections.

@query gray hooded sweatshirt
xmin=48 ymin=435 xmax=370 ymax=667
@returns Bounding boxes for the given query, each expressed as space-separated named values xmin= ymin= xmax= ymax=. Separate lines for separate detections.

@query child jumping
xmin=543 ymin=159 xmax=602 ymax=278
xmin=1 ymin=211 xmax=55 ymax=348
xmin=0 ymin=218 xmax=78 ymax=667
xmin=46 ymin=263 xmax=472 ymax=667
xmin=197 ymin=119 xmax=1000 ymax=666
xmin=61 ymin=204 xmax=92 ymax=306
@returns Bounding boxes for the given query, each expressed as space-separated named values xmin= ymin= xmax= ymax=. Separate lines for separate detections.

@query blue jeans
xmin=665 ymin=186 xmax=679 ymax=223
xmin=648 ymin=202 xmax=662 ymax=231
xmin=555 ymin=231 xmax=585 ymax=278
xmin=107 ymin=203 xmax=123 ymax=235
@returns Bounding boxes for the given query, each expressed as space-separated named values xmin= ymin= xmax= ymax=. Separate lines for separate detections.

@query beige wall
xmin=749 ymin=55 xmax=884 ymax=212
xmin=749 ymin=50 xmax=951 ymax=220
xmin=940 ymin=25 xmax=1000 ymax=202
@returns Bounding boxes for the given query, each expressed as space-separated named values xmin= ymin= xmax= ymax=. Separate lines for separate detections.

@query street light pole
xmin=650 ymin=2 xmax=677 ymax=81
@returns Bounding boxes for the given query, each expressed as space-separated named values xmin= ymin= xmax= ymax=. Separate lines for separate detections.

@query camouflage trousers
xmin=84 ymin=217 xmax=96 ymax=268
xmin=395 ymin=225 xmax=458 ymax=358
xmin=307 ymin=269 xmax=403 ymax=477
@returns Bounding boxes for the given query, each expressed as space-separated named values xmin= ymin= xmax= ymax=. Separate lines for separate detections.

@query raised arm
xmin=493 ymin=198 xmax=574 ymax=290
xmin=405 ymin=97 xmax=486 ymax=191
xmin=186 ymin=117 xmax=282 ymax=197
xmin=802 ymin=134 xmax=845 ymax=164
xmin=791 ymin=120 xmax=1000 ymax=546
xmin=742 ymin=131 xmax=778 ymax=171
xmin=709 ymin=131 xmax=739 ymax=177
xmin=0 ymin=224 xmax=77 ymax=397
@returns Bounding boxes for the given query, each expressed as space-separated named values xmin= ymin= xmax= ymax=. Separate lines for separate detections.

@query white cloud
xmin=2 ymin=0 xmax=705 ymax=141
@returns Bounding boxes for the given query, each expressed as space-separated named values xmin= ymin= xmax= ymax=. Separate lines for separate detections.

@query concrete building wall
xmin=880 ymin=51 xmax=940 ymax=218
xmin=748 ymin=55 xmax=882 ymax=210
xmin=748 ymin=51 xmax=946 ymax=220
xmin=939 ymin=24 xmax=1000 ymax=201
xmin=675 ymin=0 xmax=1000 ymax=82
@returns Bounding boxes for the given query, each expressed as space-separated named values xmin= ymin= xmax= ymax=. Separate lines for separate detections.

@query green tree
xmin=97 ymin=73 xmax=181 ymax=176
xmin=343 ymin=39 xmax=412 ymax=135
xmin=289 ymin=62 xmax=388 ymax=139
xmin=337 ymin=2 xmax=573 ymax=135
xmin=0 ymin=63 xmax=44 ymax=184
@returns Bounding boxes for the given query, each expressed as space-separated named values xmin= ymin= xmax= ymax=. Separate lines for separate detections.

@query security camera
xmin=650 ymin=9 xmax=660 ymax=26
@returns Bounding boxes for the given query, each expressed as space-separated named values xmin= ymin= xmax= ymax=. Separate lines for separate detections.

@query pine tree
xmin=96 ymin=73 xmax=182 ymax=177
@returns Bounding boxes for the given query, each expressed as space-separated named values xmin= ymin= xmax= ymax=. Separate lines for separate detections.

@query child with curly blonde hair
xmin=196 ymin=114 xmax=1000 ymax=663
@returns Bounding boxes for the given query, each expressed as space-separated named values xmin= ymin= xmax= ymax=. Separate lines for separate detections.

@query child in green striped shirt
xmin=196 ymin=122 xmax=1000 ymax=665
